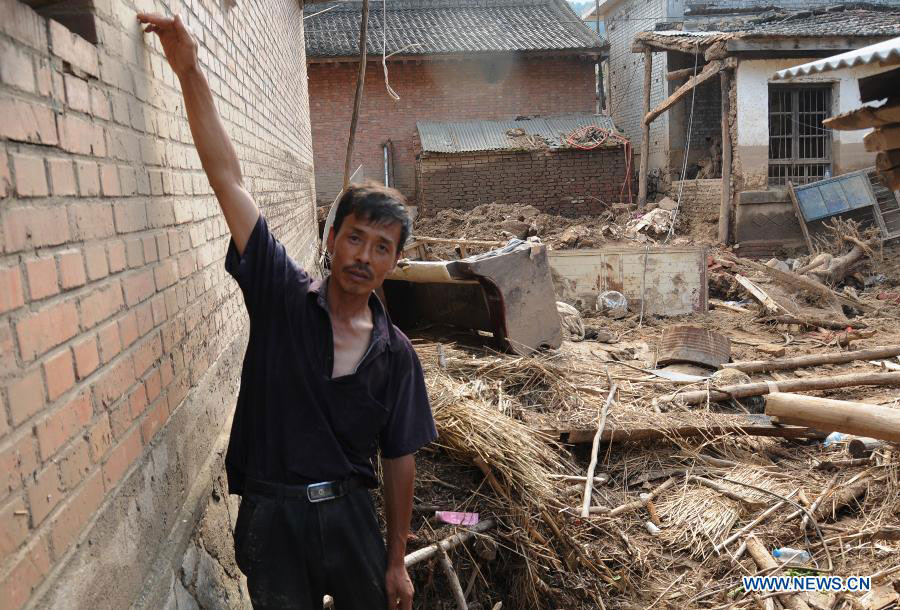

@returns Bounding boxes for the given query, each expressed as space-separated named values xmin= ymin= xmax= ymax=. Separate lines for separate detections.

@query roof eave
xmin=307 ymin=47 xmax=607 ymax=63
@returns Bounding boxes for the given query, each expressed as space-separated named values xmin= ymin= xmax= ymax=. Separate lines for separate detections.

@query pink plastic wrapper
xmin=435 ymin=511 xmax=480 ymax=526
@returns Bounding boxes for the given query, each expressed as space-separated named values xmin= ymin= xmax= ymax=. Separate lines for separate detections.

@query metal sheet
xmin=773 ymin=36 xmax=900 ymax=80
xmin=794 ymin=168 xmax=878 ymax=222
xmin=417 ymin=113 xmax=621 ymax=154
xmin=548 ymin=247 xmax=707 ymax=316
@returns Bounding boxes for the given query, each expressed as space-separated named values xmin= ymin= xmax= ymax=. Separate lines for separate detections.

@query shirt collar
xmin=309 ymin=277 xmax=398 ymax=352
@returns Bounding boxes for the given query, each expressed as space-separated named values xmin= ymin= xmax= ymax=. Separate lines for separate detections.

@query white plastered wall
xmin=734 ymin=57 xmax=887 ymax=189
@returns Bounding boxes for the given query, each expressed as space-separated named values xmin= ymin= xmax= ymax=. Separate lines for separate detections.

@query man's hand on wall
xmin=137 ymin=13 xmax=199 ymax=79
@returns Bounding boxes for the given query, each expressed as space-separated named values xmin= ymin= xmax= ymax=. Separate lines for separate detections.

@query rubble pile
xmin=388 ymin=210 xmax=900 ymax=609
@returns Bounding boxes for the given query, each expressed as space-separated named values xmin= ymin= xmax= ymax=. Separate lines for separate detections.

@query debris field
xmin=381 ymin=202 xmax=900 ymax=610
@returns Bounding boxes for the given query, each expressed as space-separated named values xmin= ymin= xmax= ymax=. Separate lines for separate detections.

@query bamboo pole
xmin=638 ymin=48 xmax=652 ymax=207
xmin=660 ymin=371 xmax=900 ymax=406
xmin=581 ymin=383 xmax=616 ymax=517
xmin=342 ymin=0 xmax=370 ymax=189
xmin=404 ymin=519 xmax=496 ymax=568
xmin=723 ymin=345 xmax=900 ymax=374
xmin=765 ymin=393 xmax=900 ymax=442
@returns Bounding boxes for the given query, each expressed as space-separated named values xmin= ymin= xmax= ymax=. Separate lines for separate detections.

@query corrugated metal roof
xmin=773 ymin=36 xmax=900 ymax=80
xmin=417 ymin=114 xmax=621 ymax=153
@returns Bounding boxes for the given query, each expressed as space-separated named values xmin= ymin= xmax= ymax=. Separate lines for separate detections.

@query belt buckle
xmin=307 ymin=481 xmax=337 ymax=503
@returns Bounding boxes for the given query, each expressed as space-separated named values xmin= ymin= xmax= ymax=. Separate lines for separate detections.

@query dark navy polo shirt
xmin=223 ymin=215 xmax=437 ymax=494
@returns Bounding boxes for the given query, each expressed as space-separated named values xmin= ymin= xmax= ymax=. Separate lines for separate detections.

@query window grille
xmin=768 ymin=85 xmax=832 ymax=186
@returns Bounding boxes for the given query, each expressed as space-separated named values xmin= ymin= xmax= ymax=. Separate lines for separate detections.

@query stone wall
xmin=0 ymin=1 xmax=316 ymax=608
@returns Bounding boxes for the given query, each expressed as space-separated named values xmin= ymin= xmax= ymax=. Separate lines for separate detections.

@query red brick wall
xmin=308 ymin=56 xmax=598 ymax=204
xmin=417 ymin=147 xmax=628 ymax=215
xmin=0 ymin=1 xmax=316 ymax=607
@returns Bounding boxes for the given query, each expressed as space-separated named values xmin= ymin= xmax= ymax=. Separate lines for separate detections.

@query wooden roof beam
xmin=643 ymin=57 xmax=736 ymax=127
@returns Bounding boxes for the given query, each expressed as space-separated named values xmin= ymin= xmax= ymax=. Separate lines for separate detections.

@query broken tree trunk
xmin=661 ymin=371 xmax=900 ymax=406
xmin=760 ymin=315 xmax=866 ymax=331
xmin=808 ymin=239 xmax=878 ymax=285
xmin=723 ymin=345 xmax=900 ymax=374
xmin=745 ymin=536 xmax=813 ymax=610
xmin=405 ymin=519 xmax=496 ymax=568
xmin=813 ymin=476 xmax=870 ymax=522
xmin=848 ymin=437 xmax=885 ymax=458
xmin=765 ymin=393 xmax=900 ymax=443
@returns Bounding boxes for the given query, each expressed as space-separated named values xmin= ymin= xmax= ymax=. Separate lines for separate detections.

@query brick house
xmin=304 ymin=0 xmax=606 ymax=206
xmin=0 ymin=1 xmax=317 ymax=608
xmin=416 ymin=114 xmax=630 ymax=214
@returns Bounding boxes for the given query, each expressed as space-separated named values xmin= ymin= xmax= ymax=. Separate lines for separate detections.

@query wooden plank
xmin=726 ymin=37 xmax=886 ymax=54
xmin=876 ymin=149 xmax=900 ymax=172
xmin=547 ymin=415 xmax=825 ymax=445
xmin=824 ymin=101 xmax=900 ymax=130
xmin=643 ymin=59 xmax=724 ymax=127
xmin=864 ymin=126 xmax=900 ymax=152
xmin=880 ymin=166 xmax=900 ymax=191
xmin=667 ymin=66 xmax=704 ymax=81
xmin=638 ymin=49 xmax=652 ymax=207
xmin=719 ymin=70 xmax=732 ymax=244
xmin=787 ymin=181 xmax=814 ymax=252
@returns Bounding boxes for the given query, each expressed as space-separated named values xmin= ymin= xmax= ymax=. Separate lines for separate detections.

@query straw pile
xmin=409 ymin=338 xmax=900 ymax=609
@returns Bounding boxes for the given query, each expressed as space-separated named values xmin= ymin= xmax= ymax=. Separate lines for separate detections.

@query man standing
xmin=138 ymin=13 xmax=437 ymax=610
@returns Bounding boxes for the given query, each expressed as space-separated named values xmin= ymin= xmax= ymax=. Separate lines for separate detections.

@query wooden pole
xmin=638 ymin=48 xmax=652 ymax=207
xmin=661 ymin=371 xmax=900 ymax=406
xmin=718 ymin=69 xmax=732 ymax=244
xmin=595 ymin=0 xmax=605 ymax=113
xmin=581 ymin=383 xmax=616 ymax=517
xmin=438 ymin=547 xmax=469 ymax=610
xmin=765 ymin=393 xmax=900 ymax=442
xmin=343 ymin=0 xmax=370 ymax=189
xmin=404 ymin=519 xmax=496 ymax=568
xmin=848 ymin=437 xmax=885 ymax=458
xmin=723 ymin=345 xmax=900 ymax=374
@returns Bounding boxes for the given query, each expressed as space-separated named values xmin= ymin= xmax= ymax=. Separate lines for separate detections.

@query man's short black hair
xmin=332 ymin=181 xmax=411 ymax=254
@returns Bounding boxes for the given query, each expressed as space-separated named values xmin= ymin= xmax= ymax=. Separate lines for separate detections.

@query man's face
xmin=327 ymin=212 xmax=402 ymax=296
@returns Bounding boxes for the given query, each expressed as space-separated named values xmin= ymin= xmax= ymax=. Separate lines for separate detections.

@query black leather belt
xmin=244 ymin=477 xmax=366 ymax=503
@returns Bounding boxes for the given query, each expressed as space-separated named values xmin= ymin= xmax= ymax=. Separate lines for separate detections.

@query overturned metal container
xmin=657 ymin=325 xmax=730 ymax=369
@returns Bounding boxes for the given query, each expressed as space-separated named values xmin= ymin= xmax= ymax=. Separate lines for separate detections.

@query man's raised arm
xmin=138 ymin=13 xmax=259 ymax=254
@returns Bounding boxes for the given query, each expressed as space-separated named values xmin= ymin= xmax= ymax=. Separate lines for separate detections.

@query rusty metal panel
xmin=548 ymin=247 xmax=707 ymax=316
xmin=657 ymin=326 xmax=731 ymax=368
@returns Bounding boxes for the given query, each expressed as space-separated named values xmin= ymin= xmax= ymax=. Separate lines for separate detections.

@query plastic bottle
xmin=772 ymin=547 xmax=811 ymax=566
xmin=823 ymin=432 xmax=845 ymax=447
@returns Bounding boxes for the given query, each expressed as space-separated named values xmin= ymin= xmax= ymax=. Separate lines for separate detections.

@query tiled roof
xmin=714 ymin=5 xmax=900 ymax=38
xmin=303 ymin=0 xmax=605 ymax=59
xmin=417 ymin=114 xmax=622 ymax=153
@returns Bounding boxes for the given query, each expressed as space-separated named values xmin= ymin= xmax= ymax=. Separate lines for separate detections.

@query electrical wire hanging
xmin=565 ymin=125 xmax=633 ymax=205
xmin=381 ymin=0 xmax=400 ymax=101
xmin=666 ymin=43 xmax=700 ymax=243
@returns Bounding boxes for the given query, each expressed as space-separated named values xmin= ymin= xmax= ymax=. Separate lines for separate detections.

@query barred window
xmin=768 ymin=85 xmax=832 ymax=186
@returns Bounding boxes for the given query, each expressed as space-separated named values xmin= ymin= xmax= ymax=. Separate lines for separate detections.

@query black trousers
xmin=234 ymin=486 xmax=388 ymax=609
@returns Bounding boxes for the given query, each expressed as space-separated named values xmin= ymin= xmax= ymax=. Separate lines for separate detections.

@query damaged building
xmin=303 ymin=0 xmax=608 ymax=207
xmin=596 ymin=1 xmax=900 ymax=253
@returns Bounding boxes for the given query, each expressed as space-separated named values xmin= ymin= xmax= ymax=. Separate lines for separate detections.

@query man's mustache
xmin=343 ymin=264 xmax=373 ymax=279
